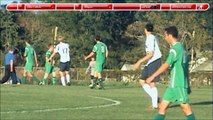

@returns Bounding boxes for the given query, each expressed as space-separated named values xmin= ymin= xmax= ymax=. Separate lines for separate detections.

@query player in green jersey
xmin=146 ymin=26 xmax=195 ymax=120
xmin=22 ymin=40 xmax=39 ymax=84
xmin=40 ymin=44 xmax=57 ymax=85
xmin=84 ymin=35 xmax=108 ymax=89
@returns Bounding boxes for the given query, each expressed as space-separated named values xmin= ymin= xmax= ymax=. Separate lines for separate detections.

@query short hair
xmin=48 ymin=44 xmax=53 ymax=48
xmin=145 ymin=23 xmax=154 ymax=32
xmin=58 ymin=36 xmax=64 ymax=42
xmin=165 ymin=26 xmax=178 ymax=38
xmin=95 ymin=35 xmax=101 ymax=41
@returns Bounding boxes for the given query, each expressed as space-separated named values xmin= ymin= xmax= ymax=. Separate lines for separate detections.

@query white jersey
xmin=55 ymin=42 xmax=70 ymax=63
xmin=145 ymin=34 xmax=162 ymax=66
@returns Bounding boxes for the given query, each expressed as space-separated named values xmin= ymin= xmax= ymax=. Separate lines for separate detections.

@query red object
xmin=56 ymin=4 xmax=74 ymax=10
xmin=171 ymin=3 xmax=196 ymax=10
xmin=75 ymin=4 xmax=82 ymax=10
xmin=196 ymin=3 xmax=209 ymax=11
xmin=18 ymin=3 xmax=25 ymax=10
xmin=82 ymin=4 xmax=112 ymax=10
xmin=114 ymin=4 xmax=140 ymax=10
xmin=6 ymin=4 xmax=18 ymax=10
xmin=161 ymin=4 xmax=170 ymax=10
xmin=140 ymin=4 xmax=160 ymax=10
xmin=25 ymin=3 xmax=55 ymax=10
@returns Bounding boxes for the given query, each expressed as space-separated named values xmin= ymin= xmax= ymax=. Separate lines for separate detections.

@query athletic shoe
xmin=145 ymin=106 xmax=158 ymax=110
xmin=67 ymin=82 xmax=71 ymax=86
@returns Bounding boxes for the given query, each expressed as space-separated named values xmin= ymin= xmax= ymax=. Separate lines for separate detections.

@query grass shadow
xmin=169 ymin=101 xmax=213 ymax=108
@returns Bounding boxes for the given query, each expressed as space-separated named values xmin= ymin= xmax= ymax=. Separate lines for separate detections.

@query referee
xmin=0 ymin=48 xmax=17 ymax=84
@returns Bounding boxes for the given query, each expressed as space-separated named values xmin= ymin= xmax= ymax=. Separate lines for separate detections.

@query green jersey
xmin=92 ymin=42 xmax=107 ymax=63
xmin=45 ymin=50 xmax=51 ymax=63
xmin=24 ymin=45 xmax=36 ymax=64
xmin=165 ymin=42 xmax=188 ymax=88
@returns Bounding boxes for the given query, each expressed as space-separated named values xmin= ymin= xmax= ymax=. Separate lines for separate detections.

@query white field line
xmin=1 ymin=96 xmax=121 ymax=114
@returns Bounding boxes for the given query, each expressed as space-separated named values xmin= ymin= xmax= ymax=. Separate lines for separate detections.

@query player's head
xmin=95 ymin=35 xmax=101 ymax=42
xmin=58 ymin=36 xmax=64 ymax=42
xmin=48 ymin=44 xmax=54 ymax=51
xmin=9 ymin=48 xmax=15 ymax=54
xmin=91 ymin=57 xmax=95 ymax=61
xmin=164 ymin=26 xmax=178 ymax=43
xmin=24 ymin=39 xmax=31 ymax=45
xmin=144 ymin=23 xmax=154 ymax=34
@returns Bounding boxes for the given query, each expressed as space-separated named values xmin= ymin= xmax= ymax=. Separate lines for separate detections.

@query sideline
xmin=1 ymin=96 xmax=121 ymax=114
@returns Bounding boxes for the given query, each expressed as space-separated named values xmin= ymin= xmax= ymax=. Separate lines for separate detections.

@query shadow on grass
xmin=169 ymin=101 xmax=213 ymax=108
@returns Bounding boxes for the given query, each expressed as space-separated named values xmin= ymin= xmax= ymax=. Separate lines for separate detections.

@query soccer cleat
xmin=145 ymin=106 xmax=158 ymax=111
xmin=67 ymin=82 xmax=71 ymax=86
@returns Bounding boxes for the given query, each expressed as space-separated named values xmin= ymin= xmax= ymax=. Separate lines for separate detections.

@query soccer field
xmin=0 ymin=82 xmax=212 ymax=120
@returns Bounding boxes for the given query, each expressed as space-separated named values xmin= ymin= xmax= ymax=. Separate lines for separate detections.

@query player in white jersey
xmin=49 ymin=37 xmax=71 ymax=86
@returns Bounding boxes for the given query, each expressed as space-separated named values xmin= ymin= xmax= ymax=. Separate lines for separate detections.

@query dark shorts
xmin=140 ymin=59 xmax=161 ymax=82
xmin=59 ymin=62 xmax=70 ymax=72
xmin=90 ymin=75 xmax=95 ymax=80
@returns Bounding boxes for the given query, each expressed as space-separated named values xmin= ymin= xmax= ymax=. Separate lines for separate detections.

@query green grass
xmin=0 ymin=81 xmax=212 ymax=120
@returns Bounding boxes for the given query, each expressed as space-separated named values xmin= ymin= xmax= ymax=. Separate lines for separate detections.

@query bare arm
xmin=84 ymin=52 xmax=95 ymax=60
xmin=133 ymin=51 xmax=154 ymax=70
xmin=106 ymin=47 xmax=109 ymax=58
xmin=10 ymin=60 xmax=14 ymax=72
xmin=49 ymin=51 xmax=56 ymax=61
xmin=34 ymin=52 xmax=38 ymax=66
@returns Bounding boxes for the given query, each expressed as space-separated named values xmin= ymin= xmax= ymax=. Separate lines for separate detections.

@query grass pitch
xmin=0 ymin=81 xmax=212 ymax=120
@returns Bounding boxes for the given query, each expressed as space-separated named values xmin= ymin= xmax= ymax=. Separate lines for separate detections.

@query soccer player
xmin=0 ymin=48 xmax=18 ymax=84
xmin=22 ymin=40 xmax=39 ymax=84
xmin=146 ymin=26 xmax=195 ymax=120
xmin=133 ymin=23 xmax=162 ymax=110
xmin=40 ymin=44 xmax=57 ymax=85
xmin=85 ymin=57 xmax=96 ymax=88
xmin=49 ymin=37 xmax=71 ymax=86
xmin=84 ymin=35 xmax=108 ymax=89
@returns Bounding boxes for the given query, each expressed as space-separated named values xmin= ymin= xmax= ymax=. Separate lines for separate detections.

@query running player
xmin=22 ymin=40 xmax=39 ymax=84
xmin=84 ymin=35 xmax=108 ymax=89
xmin=49 ymin=37 xmax=71 ymax=86
xmin=146 ymin=26 xmax=195 ymax=120
xmin=133 ymin=23 xmax=162 ymax=110
xmin=40 ymin=44 xmax=57 ymax=85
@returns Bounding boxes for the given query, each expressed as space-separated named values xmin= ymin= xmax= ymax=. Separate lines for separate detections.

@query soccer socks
xmin=41 ymin=78 xmax=47 ymax=85
xmin=51 ymin=77 xmax=57 ymax=85
xmin=186 ymin=113 xmax=195 ymax=120
xmin=61 ymin=77 xmax=66 ymax=86
xmin=98 ymin=78 xmax=104 ymax=89
xmin=66 ymin=74 xmax=70 ymax=83
xmin=150 ymin=87 xmax=158 ymax=108
xmin=142 ymin=84 xmax=152 ymax=97
xmin=22 ymin=76 xmax=27 ymax=84
xmin=32 ymin=76 xmax=39 ymax=85
xmin=154 ymin=114 xmax=165 ymax=120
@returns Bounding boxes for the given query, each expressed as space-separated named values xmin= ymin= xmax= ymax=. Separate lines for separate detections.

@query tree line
xmin=0 ymin=0 xmax=212 ymax=69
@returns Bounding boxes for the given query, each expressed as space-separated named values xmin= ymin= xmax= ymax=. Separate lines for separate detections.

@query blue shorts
xmin=140 ymin=59 xmax=161 ymax=82
xmin=59 ymin=62 xmax=70 ymax=72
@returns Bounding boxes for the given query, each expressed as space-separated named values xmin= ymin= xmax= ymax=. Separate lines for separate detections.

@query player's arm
xmin=49 ymin=50 xmax=57 ymax=61
xmin=146 ymin=63 xmax=170 ymax=83
xmin=133 ymin=51 xmax=154 ymax=70
xmin=34 ymin=51 xmax=38 ymax=67
xmin=10 ymin=59 xmax=14 ymax=72
xmin=84 ymin=52 xmax=94 ymax=60
xmin=105 ymin=46 xmax=109 ymax=58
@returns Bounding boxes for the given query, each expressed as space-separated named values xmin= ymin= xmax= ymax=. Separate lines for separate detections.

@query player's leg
xmin=51 ymin=70 xmax=57 ymax=85
xmin=154 ymin=100 xmax=170 ymax=120
xmin=176 ymin=88 xmax=195 ymax=120
xmin=65 ymin=62 xmax=71 ymax=86
xmin=96 ymin=62 xmax=104 ymax=89
xmin=59 ymin=62 xmax=66 ymax=86
xmin=26 ymin=64 xmax=39 ymax=84
xmin=147 ymin=59 xmax=161 ymax=109
xmin=41 ymin=73 xmax=49 ymax=85
xmin=0 ymin=65 xmax=11 ymax=84
xmin=10 ymin=66 xmax=17 ymax=84
xmin=22 ymin=64 xmax=28 ymax=84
